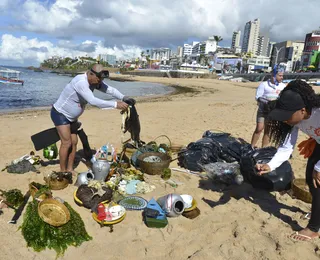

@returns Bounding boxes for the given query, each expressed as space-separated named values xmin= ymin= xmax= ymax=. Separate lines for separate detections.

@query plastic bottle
xmin=97 ymin=203 xmax=106 ymax=221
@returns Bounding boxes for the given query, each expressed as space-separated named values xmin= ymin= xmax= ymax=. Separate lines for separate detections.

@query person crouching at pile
xmin=256 ymin=80 xmax=320 ymax=241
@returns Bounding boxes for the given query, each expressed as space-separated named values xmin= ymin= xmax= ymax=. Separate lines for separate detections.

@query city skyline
xmin=0 ymin=0 xmax=318 ymax=66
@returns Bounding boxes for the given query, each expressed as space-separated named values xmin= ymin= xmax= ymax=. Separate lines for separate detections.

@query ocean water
xmin=0 ymin=67 xmax=173 ymax=112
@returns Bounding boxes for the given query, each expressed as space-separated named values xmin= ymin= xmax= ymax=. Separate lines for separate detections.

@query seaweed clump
xmin=20 ymin=200 xmax=92 ymax=258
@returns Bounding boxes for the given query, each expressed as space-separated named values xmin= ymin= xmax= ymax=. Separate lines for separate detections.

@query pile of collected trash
xmin=178 ymin=130 xmax=293 ymax=191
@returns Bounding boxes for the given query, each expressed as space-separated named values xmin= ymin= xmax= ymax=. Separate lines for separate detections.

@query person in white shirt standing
xmin=51 ymin=64 xmax=135 ymax=175
xmin=257 ymin=80 xmax=320 ymax=241
xmin=250 ymin=66 xmax=286 ymax=148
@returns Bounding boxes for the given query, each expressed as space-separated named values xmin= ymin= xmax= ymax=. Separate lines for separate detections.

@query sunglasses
xmin=90 ymin=69 xmax=109 ymax=79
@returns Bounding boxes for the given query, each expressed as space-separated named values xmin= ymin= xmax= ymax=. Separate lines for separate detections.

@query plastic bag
xmin=203 ymin=131 xmax=252 ymax=162
xmin=202 ymin=162 xmax=244 ymax=185
xmin=202 ymin=131 xmax=238 ymax=162
xmin=6 ymin=160 xmax=37 ymax=174
xmin=177 ymin=137 xmax=223 ymax=171
xmin=240 ymin=147 xmax=293 ymax=191
xmin=177 ymin=130 xmax=254 ymax=171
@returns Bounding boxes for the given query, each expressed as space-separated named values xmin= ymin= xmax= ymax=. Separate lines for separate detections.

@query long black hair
xmin=267 ymin=80 xmax=320 ymax=146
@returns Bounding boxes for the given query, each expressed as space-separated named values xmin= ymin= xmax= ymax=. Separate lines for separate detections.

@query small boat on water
xmin=0 ymin=68 xmax=24 ymax=85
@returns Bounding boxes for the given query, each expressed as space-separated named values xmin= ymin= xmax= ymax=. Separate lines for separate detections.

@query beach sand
xmin=0 ymin=75 xmax=319 ymax=260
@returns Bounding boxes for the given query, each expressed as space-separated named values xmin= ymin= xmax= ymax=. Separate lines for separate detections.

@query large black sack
xmin=240 ymin=147 xmax=293 ymax=191
xmin=178 ymin=137 xmax=223 ymax=171
xmin=203 ymin=131 xmax=252 ymax=162
xmin=178 ymin=131 xmax=253 ymax=171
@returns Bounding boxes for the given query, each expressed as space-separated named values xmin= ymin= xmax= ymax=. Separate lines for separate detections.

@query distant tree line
xmin=41 ymin=56 xmax=110 ymax=70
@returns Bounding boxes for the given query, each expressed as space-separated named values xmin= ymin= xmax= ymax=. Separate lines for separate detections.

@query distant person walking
xmin=250 ymin=66 xmax=286 ymax=148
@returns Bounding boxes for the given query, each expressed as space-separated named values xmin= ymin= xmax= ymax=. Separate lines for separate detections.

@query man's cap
xmin=268 ymin=90 xmax=306 ymax=121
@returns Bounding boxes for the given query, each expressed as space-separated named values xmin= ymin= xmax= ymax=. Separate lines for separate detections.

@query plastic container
xmin=92 ymin=159 xmax=110 ymax=181
xmin=144 ymin=198 xmax=168 ymax=228
xmin=157 ymin=194 xmax=185 ymax=217
xmin=43 ymin=143 xmax=58 ymax=160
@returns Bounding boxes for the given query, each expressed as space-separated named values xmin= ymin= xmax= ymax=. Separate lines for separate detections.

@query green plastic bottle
xmin=43 ymin=143 xmax=58 ymax=160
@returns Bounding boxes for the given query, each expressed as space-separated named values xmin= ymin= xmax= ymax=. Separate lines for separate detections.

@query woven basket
xmin=29 ymin=183 xmax=51 ymax=200
xmin=137 ymin=152 xmax=171 ymax=175
xmin=154 ymin=135 xmax=172 ymax=149
xmin=292 ymin=178 xmax=312 ymax=204
xmin=38 ymin=198 xmax=70 ymax=227
xmin=47 ymin=178 xmax=69 ymax=190
xmin=124 ymin=148 xmax=137 ymax=159
xmin=29 ymin=183 xmax=40 ymax=198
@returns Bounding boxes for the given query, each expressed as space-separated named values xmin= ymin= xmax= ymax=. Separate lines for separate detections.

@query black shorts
xmin=50 ymin=106 xmax=71 ymax=126
xmin=256 ymin=102 xmax=270 ymax=123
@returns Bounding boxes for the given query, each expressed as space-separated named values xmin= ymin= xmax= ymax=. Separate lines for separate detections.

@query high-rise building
xmin=301 ymin=29 xmax=320 ymax=68
xmin=270 ymin=41 xmax=292 ymax=67
xmin=177 ymin=46 xmax=183 ymax=57
xmin=257 ymin=32 xmax=270 ymax=56
xmin=231 ymin=31 xmax=241 ymax=50
xmin=267 ymin=42 xmax=276 ymax=57
xmin=287 ymin=41 xmax=305 ymax=71
xmin=241 ymin=18 xmax=260 ymax=55
xmin=100 ymin=54 xmax=117 ymax=65
xmin=270 ymin=41 xmax=305 ymax=71
xmin=150 ymin=48 xmax=171 ymax=61
xmin=182 ymin=44 xmax=192 ymax=56
xmin=191 ymin=37 xmax=217 ymax=56
xmin=303 ymin=29 xmax=320 ymax=53
xmin=205 ymin=36 xmax=217 ymax=54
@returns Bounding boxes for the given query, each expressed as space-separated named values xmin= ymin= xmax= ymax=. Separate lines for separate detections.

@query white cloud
xmin=11 ymin=0 xmax=319 ymax=45
xmin=0 ymin=0 xmax=319 ymax=65
xmin=0 ymin=34 xmax=143 ymax=66
xmin=21 ymin=0 xmax=80 ymax=33
xmin=0 ymin=0 xmax=11 ymax=10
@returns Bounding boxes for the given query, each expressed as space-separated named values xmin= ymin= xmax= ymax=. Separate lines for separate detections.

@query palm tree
xmin=146 ymin=55 xmax=151 ymax=68
xmin=213 ymin=35 xmax=223 ymax=44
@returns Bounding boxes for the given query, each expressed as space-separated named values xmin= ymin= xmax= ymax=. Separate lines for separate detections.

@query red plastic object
xmin=97 ymin=203 xmax=106 ymax=221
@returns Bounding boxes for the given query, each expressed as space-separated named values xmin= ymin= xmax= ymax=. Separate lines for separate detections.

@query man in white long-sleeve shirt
xmin=250 ymin=67 xmax=286 ymax=148
xmin=51 ymin=64 xmax=132 ymax=174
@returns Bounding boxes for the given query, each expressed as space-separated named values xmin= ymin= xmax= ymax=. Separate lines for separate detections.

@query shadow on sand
xmin=39 ymin=148 xmax=96 ymax=169
xmin=199 ymin=179 xmax=306 ymax=231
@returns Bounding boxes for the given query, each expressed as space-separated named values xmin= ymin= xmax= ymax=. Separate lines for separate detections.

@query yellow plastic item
xmin=38 ymin=198 xmax=70 ymax=227
xmin=92 ymin=202 xmax=126 ymax=225
xmin=184 ymin=199 xmax=197 ymax=212
xmin=73 ymin=189 xmax=109 ymax=206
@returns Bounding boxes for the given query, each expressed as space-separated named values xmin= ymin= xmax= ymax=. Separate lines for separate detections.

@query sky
xmin=0 ymin=0 xmax=318 ymax=66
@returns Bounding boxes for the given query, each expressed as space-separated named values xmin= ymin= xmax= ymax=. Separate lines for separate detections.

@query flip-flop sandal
xmin=289 ymin=232 xmax=313 ymax=242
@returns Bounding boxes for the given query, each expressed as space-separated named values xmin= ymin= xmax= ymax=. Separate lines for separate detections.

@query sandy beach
xmin=1 ymin=75 xmax=319 ymax=260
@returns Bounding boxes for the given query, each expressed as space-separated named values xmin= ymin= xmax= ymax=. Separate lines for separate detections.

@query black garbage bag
xmin=178 ymin=137 xmax=223 ymax=171
xmin=203 ymin=131 xmax=252 ymax=162
xmin=240 ymin=147 xmax=293 ymax=191
xmin=203 ymin=131 xmax=237 ymax=162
